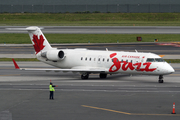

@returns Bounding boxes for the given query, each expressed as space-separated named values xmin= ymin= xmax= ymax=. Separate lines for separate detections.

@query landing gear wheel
xmin=158 ymin=75 xmax=164 ymax=83
xmin=158 ymin=80 xmax=164 ymax=83
xmin=81 ymin=73 xmax=89 ymax=79
xmin=99 ymin=73 xmax=107 ymax=79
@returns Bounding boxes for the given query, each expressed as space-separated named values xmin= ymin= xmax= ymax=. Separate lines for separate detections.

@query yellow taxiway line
xmin=82 ymin=105 xmax=180 ymax=116
xmin=159 ymin=55 xmax=165 ymax=57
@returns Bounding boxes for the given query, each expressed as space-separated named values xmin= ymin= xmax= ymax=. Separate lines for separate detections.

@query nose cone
xmin=165 ymin=64 xmax=175 ymax=74
xmin=168 ymin=66 xmax=175 ymax=74
xmin=159 ymin=63 xmax=175 ymax=74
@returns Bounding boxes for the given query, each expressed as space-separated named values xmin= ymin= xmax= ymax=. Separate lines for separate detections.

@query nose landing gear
xmin=158 ymin=75 xmax=163 ymax=83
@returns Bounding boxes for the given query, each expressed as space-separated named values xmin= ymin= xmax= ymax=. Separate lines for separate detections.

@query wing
xmin=12 ymin=59 xmax=107 ymax=73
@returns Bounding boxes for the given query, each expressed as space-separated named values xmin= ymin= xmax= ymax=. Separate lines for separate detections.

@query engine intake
xmin=58 ymin=50 xmax=64 ymax=59
xmin=41 ymin=50 xmax=65 ymax=61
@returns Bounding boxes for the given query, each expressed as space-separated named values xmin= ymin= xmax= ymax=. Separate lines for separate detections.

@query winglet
xmin=12 ymin=59 xmax=20 ymax=69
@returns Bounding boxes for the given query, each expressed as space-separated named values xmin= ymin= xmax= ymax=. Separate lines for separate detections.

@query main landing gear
xmin=81 ymin=73 xmax=89 ymax=79
xmin=99 ymin=73 xmax=107 ymax=79
xmin=81 ymin=73 xmax=107 ymax=79
xmin=158 ymin=75 xmax=163 ymax=83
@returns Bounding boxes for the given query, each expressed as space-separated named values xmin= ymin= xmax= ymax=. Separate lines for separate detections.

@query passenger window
xmin=89 ymin=58 xmax=91 ymax=61
xmin=98 ymin=58 xmax=100 ymax=61
xmin=107 ymin=59 xmax=109 ymax=62
xmin=85 ymin=58 xmax=87 ymax=61
xmin=103 ymin=58 xmax=105 ymax=62
xmin=121 ymin=59 xmax=123 ymax=62
xmin=126 ymin=60 xmax=128 ymax=63
xmin=94 ymin=58 xmax=96 ymax=61
xmin=81 ymin=57 xmax=83 ymax=60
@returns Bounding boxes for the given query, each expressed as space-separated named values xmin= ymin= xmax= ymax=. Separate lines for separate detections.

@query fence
xmin=0 ymin=4 xmax=180 ymax=13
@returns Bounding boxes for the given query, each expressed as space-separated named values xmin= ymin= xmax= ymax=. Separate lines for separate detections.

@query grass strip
xmin=164 ymin=59 xmax=180 ymax=63
xmin=0 ymin=34 xmax=180 ymax=44
xmin=1 ymin=13 xmax=180 ymax=26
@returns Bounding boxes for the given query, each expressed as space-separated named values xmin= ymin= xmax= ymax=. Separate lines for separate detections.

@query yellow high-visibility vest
xmin=49 ymin=85 xmax=55 ymax=91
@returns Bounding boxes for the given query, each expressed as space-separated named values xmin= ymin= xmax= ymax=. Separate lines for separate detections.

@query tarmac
xmin=2 ymin=26 xmax=180 ymax=34
xmin=0 ymin=40 xmax=180 ymax=119
xmin=0 ymin=62 xmax=180 ymax=120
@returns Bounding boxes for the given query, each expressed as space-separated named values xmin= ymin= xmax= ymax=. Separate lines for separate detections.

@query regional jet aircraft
xmin=10 ymin=26 xmax=174 ymax=83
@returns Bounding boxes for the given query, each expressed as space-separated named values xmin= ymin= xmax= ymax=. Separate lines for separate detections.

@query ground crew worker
xmin=49 ymin=82 xmax=57 ymax=100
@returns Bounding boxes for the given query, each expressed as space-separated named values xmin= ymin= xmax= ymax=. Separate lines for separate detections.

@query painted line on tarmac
xmin=121 ymin=45 xmax=135 ymax=47
xmin=0 ymin=74 xmax=21 ymax=76
xmin=58 ymin=80 xmax=128 ymax=83
xmin=174 ymin=69 xmax=180 ymax=70
xmin=0 ymin=68 xmax=15 ymax=70
xmin=82 ymin=105 xmax=131 ymax=115
xmin=170 ymin=74 xmax=180 ymax=76
xmin=159 ymin=55 xmax=165 ymax=57
xmin=1 ymin=89 xmax=180 ymax=93
xmin=139 ymin=45 xmax=155 ymax=46
xmin=82 ymin=105 xmax=180 ymax=116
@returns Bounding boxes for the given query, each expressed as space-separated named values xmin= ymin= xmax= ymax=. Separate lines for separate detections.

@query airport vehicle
xmin=11 ymin=26 xmax=174 ymax=83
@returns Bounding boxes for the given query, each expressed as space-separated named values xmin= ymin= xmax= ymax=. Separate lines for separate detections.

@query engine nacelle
xmin=41 ymin=50 xmax=65 ymax=61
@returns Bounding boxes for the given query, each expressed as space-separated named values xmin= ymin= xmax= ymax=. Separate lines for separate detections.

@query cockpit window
xmin=146 ymin=58 xmax=155 ymax=62
xmin=146 ymin=58 xmax=165 ymax=62
xmin=155 ymin=58 xmax=165 ymax=62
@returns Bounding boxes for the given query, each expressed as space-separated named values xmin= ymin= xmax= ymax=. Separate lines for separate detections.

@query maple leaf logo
xmin=32 ymin=34 xmax=45 ymax=54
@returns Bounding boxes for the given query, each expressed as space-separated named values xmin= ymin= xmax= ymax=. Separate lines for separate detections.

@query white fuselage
xmin=36 ymin=48 xmax=174 ymax=75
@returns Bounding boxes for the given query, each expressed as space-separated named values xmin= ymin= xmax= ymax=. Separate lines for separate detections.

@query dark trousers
xmin=49 ymin=91 xmax=54 ymax=99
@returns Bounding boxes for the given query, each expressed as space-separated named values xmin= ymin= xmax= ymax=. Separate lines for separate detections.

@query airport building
xmin=0 ymin=0 xmax=180 ymax=13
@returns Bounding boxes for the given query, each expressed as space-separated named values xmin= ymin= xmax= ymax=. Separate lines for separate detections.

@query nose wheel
xmin=158 ymin=75 xmax=163 ymax=83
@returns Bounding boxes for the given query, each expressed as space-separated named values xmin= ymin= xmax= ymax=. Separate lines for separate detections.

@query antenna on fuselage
xmin=135 ymin=49 xmax=138 ymax=53
xmin=106 ymin=48 xmax=108 ymax=51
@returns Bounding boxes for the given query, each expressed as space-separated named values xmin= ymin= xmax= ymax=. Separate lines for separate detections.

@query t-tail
xmin=26 ymin=26 xmax=52 ymax=54
xmin=7 ymin=26 xmax=52 ymax=55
